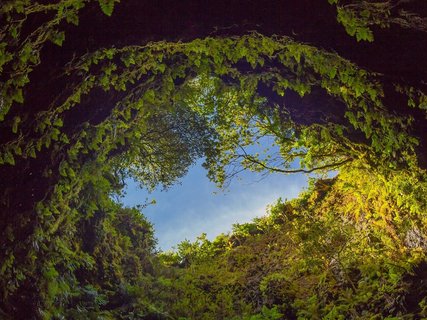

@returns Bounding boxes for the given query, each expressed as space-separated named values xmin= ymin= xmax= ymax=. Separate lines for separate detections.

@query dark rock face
xmin=403 ymin=261 xmax=427 ymax=314
xmin=1 ymin=3 xmax=426 ymax=317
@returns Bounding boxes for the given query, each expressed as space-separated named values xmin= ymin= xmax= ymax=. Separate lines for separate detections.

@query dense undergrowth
xmin=1 ymin=0 xmax=427 ymax=319
xmin=143 ymin=164 xmax=427 ymax=319
xmin=36 ymin=161 xmax=427 ymax=319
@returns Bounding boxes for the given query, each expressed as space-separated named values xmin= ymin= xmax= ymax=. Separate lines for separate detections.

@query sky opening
xmin=121 ymin=159 xmax=309 ymax=251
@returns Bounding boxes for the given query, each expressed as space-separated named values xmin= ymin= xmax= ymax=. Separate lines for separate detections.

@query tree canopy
xmin=1 ymin=0 xmax=427 ymax=319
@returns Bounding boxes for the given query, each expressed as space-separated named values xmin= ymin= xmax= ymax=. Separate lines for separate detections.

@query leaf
xmin=60 ymin=134 xmax=70 ymax=144
xmin=59 ymin=162 xmax=68 ymax=177
xmin=51 ymin=128 xmax=61 ymax=141
xmin=328 ymin=67 xmax=337 ymax=79
xmin=157 ymin=63 xmax=166 ymax=73
xmin=104 ymin=48 xmax=115 ymax=59
xmin=4 ymin=151 xmax=15 ymax=165
xmin=19 ymin=44 xmax=32 ymax=64
xmin=12 ymin=116 xmax=21 ymax=133
xmin=12 ymin=89 xmax=24 ymax=104
xmin=10 ymin=25 xmax=18 ymax=39
xmin=13 ymin=145 xmax=22 ymax=156
xmin=29 ymin=146 xmax=37 ymax=158
xmin=121 ymin=53 xmax=135 ymax=67
xmin=53 ymin=118 xmax=63 ymax=127
xmin=98 ymin=0 xmax=118 ymax=16
xmin=65 ymin=11 xmax=79 ymax=26
xmin=50 ymin=30 xmax=65 ymax=47
xmin=143 ymin=89 xmax=156 ymax=104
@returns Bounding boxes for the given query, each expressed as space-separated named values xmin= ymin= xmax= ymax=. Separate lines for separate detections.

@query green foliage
xmin=330 ymin=0 xmax=427 ymax=41
xmin=1 ymin=30 xmax=422 ymax=182
xmin=98 ymin=0 xmax=120 ymax=16
xmin=246 ymin=306 xmax=283 ymax=320
xmin=0 ymin=0 xmax=122 ymax=122
xmin=1 ymin=1 xmax=427 ymax=318
xmin=155 ymin=165 xmax=427 ymax=319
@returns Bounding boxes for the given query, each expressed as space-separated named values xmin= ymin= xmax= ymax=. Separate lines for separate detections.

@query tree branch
xmin=238 ymin=146 xmax=352 ymax=174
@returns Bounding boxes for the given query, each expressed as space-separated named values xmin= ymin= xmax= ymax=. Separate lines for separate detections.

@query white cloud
xmin=122 ymin=163 xmax=308 ymax=251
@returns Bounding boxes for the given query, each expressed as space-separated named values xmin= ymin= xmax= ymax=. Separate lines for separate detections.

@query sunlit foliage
xmin=1 ymin=0 xmax=427 ymax=319
xmin=157 ymin=165 xmax=427 ymax=318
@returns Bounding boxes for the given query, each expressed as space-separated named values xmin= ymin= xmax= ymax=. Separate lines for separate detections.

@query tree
xmin=330 ymin=0 xmax=427 ymax=42
xmin=0 ymin=0 xmax=426 ymax=318
xmin=162 ymin=166 xmax=427 ymax=318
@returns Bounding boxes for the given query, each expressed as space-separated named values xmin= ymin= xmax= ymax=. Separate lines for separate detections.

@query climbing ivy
xmin=0 ymin=0 xmax=119 ymax=122
xmin=1 ymin=1 xmax=427 ymax=318
xmin=329 ymin=0 xmax=427 ymax=41
xmin=0 ymin=33 xmax=421 ymax=176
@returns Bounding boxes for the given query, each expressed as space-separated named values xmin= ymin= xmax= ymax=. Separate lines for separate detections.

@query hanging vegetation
xmin=1 ymin=0 xmax=426 ymax=318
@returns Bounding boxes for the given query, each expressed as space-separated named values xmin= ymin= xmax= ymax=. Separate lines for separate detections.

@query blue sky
xmin=121 ymin=160 xmax=309 ymax=251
